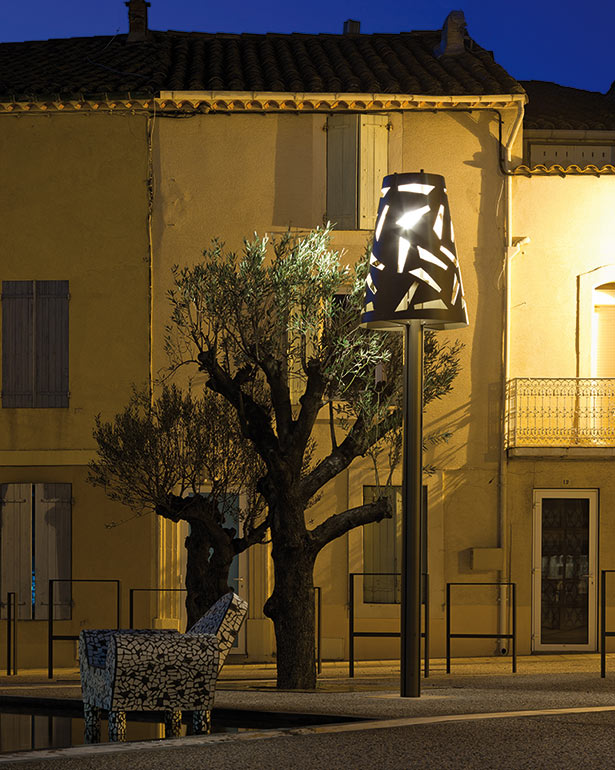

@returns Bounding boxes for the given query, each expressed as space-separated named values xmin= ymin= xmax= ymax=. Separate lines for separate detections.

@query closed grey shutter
xmin=0 ymin=483 xmax=33 ymax=620
xmin=35 ymin=483 xmax=72 ymax=620
xmin=362 ymin=486 xmax=401 ymax=603
xmin=2 ymin=281 xmax=34 ymax=408
xmin=35 ymin=281 xmax=69 ymax=408
xmin=327 ymin=115 xmax=359 ymax=229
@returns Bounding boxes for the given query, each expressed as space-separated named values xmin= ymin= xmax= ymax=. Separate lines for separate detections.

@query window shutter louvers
xmin=1 ymin=280 xmax=69 ymax=408
xmin=0 ymin=484 xmax=33 ymax=620
xmin=327 ymin=114 xmax=359 ymax=229
xmin=2 ymin=282 xmax=34 ymax=408
xmin=34 ymin=281 xmax=69 ymax=408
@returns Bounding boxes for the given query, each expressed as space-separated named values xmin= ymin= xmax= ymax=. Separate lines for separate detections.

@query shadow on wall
xmin=457 ymin=110 xmax=506 ymax=468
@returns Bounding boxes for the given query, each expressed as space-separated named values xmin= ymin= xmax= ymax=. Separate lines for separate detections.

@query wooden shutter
xmin=358 ymin=115 xmax=389 ymax=229
xmin=362 ymin=486 xmax=401 ymax=603
xmin=34 ymin=483 xmax=72 ymax=620
xmin=0 ymin=483 xmax=33 ymax=620
xmin=35 ymin=281 xmax=69 ymax=408
xmin=2 ymin=281 xmax=34 ymax=408
xmin=327 ymin=114 xmax=359 ymax=229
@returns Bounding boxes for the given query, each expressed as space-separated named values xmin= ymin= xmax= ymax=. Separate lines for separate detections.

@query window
xmin=327 ymin=114 xmax=388 ymax=229
xmin=592 ymin=282 xmax=615 ymax=377
xmin=2 ymin=280 xmax=69 ymax=408
xmin=0 ymin=483 xmax=71 ymax=620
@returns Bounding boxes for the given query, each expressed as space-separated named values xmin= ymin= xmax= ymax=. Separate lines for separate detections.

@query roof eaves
xmin=0 ymin=91 xmax=527 ymax=115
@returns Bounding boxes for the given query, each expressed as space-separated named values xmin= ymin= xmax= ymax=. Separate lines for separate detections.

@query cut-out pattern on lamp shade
xmin=361 ymin=172 xmax=468 ymax=330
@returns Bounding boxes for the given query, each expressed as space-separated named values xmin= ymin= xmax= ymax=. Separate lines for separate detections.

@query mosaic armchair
xmin=79 ymin=591 xmax=248 ymax=742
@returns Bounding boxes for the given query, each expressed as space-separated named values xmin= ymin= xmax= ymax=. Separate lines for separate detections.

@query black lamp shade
xmin=361 ymin=172 xmax=468 ymax=330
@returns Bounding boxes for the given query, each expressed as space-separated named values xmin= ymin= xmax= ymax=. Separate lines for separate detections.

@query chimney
xmin=126 ymin=0 xmax=152 ymax=42
xmin=343 ymin=19 xmax=361 ymax=35
xmin=434 ymin=10 xmax=467 ymax=57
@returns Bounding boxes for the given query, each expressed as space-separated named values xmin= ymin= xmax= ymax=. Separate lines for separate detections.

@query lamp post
xmin=361 ymin=172 xmax=468 ymax=697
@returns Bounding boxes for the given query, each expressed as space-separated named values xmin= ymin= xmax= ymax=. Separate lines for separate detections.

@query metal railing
xmin=6 ymin=592 xmax=17 ymax=675
xmin=446 ymin=582 xmax=516 ymax=673
xmin=506 ymin=377 xmax=615 ymax=448
xmin=600 ymin=570 xmax=615 ymax=677
xmin=48 ymin=579 xmax=121 ymax=679
xmin=348 ymin=572 xmax=429 ymax=678
xmin=314 ymin=586 xmax=322 ymax=675
xmin=128 ymin=587 xmax=187 ymax=629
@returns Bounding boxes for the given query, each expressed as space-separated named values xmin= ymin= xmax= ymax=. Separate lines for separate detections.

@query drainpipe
xmin=498 ymin=99 xmax=525 ymax=653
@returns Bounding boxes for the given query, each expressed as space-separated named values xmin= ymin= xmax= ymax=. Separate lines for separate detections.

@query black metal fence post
xmin=348 ymin=572 xmax=430 ymax=678
xmin=6 ymin=592 xmax=16 ymax=675
xmin=446 ymin=582 xmax=451 ymax=674
xmin=48 ymin=579 xmax=121 ymax=679
xmin=602 ymin=570 xmax=607 ymax=678
xmin=423 ymin=573 xmax=429 ymax=678
xmin=446 ymin=582 xmax=517 ymax=674
xmin=47 ymin=580 xmax=54 ymax=680
xmin=512 ymin=583 xmax=517 ymax=674
xmin=128 ymin=588 xmax=187 ymax=629
xmin=349 ymin=574 xmax=355 ymax=677
xmin=315 ymin=586 xmax=322 ymax=675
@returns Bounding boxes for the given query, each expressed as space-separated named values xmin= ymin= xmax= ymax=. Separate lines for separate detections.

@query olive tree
xmin=165 ymin=226 xmax=462 ymax=688
xmin=88 ymin=385 xmax=267 ymax=627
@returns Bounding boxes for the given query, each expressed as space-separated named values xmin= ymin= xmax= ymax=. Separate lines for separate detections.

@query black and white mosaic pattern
xmin=79 ymin=591 xmax=247 ymax=743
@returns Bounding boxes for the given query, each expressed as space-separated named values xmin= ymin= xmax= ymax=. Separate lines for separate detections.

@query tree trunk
xmin=184 ymin=519 xmax=234 ymax=629
xmin=264 ymin=538 xmax=317 ymax=689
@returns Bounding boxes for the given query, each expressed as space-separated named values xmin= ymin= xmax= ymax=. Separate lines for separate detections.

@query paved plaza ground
xmin=1 ymin=655 xmax=615 ymax=768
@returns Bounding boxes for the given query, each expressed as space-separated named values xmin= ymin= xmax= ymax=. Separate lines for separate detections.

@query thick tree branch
xmin=292 ymin=360 xmax=326 ymax=464
xmin=309 ymin=498 xmax=392 ymax=553
xmin=300 ymin=405 xmax=402 ymax=503
xmin=257 ymin=350 xmax=294 ymax=447
xmin=198 ymin=349 xmax=280 ymax=461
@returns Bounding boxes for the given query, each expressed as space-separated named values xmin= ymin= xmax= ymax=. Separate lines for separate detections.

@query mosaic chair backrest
xmin=187 ymin=590 xmax=248 ymax=670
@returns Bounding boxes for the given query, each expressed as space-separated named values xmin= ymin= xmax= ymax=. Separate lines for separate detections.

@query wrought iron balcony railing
xmin=506 ymin=378 xmax=615 ymax=448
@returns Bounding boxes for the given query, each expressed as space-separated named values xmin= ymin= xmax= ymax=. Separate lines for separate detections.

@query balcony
xmin=506 ymin=378 xmax=615 ymax=453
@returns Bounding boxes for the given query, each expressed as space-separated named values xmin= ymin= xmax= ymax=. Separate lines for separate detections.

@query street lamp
xmin=361 ymin=171 xmax=468 ymax=697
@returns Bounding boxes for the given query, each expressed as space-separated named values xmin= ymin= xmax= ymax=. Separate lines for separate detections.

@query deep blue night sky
xmin=0 ymin=0 xmax=611 ymax=93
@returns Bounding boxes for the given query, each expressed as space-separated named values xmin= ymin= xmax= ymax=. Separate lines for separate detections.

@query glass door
xmin=532 ymin=490 xmax=597 ymax=651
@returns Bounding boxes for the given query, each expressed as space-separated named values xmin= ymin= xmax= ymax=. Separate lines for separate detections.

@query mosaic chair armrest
xmin=106 ymin=632 xmax=221 ymax=712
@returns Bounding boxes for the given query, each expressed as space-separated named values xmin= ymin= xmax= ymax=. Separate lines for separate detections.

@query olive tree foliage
xmin=165 ymin=225 xmax=462 ymax=688
xmin=87 ymin=385 xmax=267 ymax=627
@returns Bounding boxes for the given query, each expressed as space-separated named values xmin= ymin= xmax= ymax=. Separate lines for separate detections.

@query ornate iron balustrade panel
xmin=506 ymin=378 xmax=615 ymax=448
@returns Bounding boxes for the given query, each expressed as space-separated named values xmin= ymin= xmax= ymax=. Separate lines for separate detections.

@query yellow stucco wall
xmin=151 ymin=106 xmax=519 ymax=660
xmin=511 ymin=175 xmax=615 ymax=378
xmin=0 ymin=113 xmax=158 ymax=667
xmin=0 ymin=102 xmax=531 ymax=667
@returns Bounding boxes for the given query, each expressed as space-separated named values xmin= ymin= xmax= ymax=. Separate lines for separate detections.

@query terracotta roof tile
xmin=522 ymin=81 xmax=615 ymax=131
xmin=0 ymin=30 xmax=524 ymax=101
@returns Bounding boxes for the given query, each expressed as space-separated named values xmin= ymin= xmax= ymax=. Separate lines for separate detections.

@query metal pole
xmin=512 ymin=582 xmax=517 ymax=673
xmin=601 ymin=570 xmax=606 ymax=678
xmin=47 ymin=580 xmax=54 ymax=679
xmin=423 ymin=573 xmax=430 ymax=678
xmin=349 ymin=574 xmax=355 ymax=678
xmin=446 ymin=582 xmax=451 ymax=674
xmin=6 ymin=592 xmax=14 ymax=675
xmin=401 ymin=320 xmax=423 ymax=697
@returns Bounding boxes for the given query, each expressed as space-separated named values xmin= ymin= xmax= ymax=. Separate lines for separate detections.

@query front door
xmin=532 ymin=490 xmax=598 ymax=651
